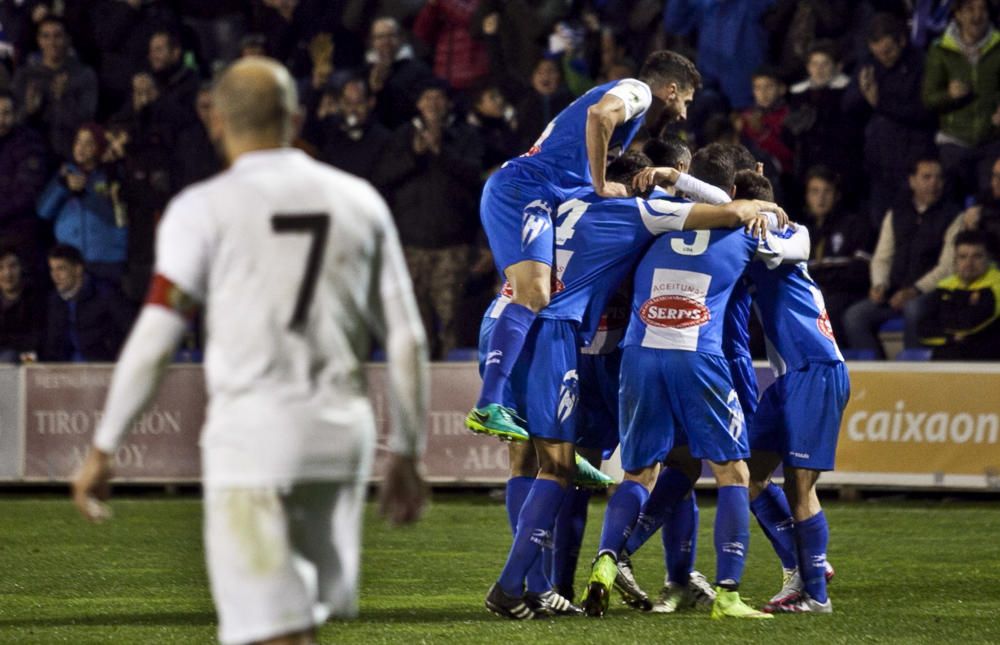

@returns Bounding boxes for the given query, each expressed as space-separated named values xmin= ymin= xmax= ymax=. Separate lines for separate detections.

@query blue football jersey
xmin=723 ymin=278 xmax=753 ymax=360
xmin=581 ymin=283 xmax=630 ymax=355
xmin=625 ymin=229 xmax=764 ymax=356
xmin=486 ymin=190 xmax=693 ymax=346
xmin=747 ymin=262 xmax=844 ymax=375
xmin=508 ymin=79 xmax=651 ymax=188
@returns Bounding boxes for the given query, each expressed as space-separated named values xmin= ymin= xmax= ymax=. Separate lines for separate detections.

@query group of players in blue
xmin=465 ymin=49 xmax=850 ymax=621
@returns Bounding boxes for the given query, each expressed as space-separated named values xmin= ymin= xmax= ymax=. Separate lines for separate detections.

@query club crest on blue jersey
xmin=556 ymin=369 xmax=579 ymax=424
xmin=521 ymin=200 xmax=552 ymax=251
xmin=817 ymin=309 xmax=836 ymax=342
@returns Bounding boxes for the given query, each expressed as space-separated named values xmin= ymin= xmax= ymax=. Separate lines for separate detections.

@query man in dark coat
xmin=0 ymin=89 xmax=51 ymax=275
xmin=42 ymin=244 xmax=134 ymax=362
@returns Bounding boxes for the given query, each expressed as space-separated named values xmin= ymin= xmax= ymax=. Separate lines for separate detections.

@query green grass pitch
xmin=1 ymin=491 xmax=999 ymax=644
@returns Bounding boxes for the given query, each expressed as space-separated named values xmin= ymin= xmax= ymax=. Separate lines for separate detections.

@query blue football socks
xmin=476 ymin=303 xmax=536 ymax=408
xmin=505 ymin=476 xmax=534 ymax=534
xmin=795 ymin=510 xmax=830 ymax=603
xmin=750 ymin=482 xmax=798 ymax=570
xmin=665 ymin=491 xmax=699 ymax=585
xmin=714 ymin=485 xmax=750 ymax=589
xmin=597 ymin=480 xmax=649 ymax=558
xmin=497 ymin=478 xmax=564 ymax=596
xmin=552 ymin=487 xmax=591 ymax=594
xmin=624 ymin=467 xmax=693 ymax=556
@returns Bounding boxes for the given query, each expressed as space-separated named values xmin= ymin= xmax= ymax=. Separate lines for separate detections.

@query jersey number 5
xmin=271 ymin=213 xmax=330 ymax=331
xmin=670 ymin=230 xmax=710 ymax=256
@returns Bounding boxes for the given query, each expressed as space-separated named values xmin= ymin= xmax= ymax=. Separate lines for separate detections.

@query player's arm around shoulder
xmin=683 ymin=200 xmax=788 ymax=238
xmin=757 ymin=221 xmax=812 ymax=268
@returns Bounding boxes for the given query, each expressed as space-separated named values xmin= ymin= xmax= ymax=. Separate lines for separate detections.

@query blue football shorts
xmin=575 ymin=348 xmax=622 ymax=458
xmin=478 ymin=315 xmax=579 ymax=443
xmin=619 ymin=346 xmax=749 ymax=471
xmin=728 ymin=353 xmax=760 ymax=434
xmin=750 ymin=360 xmax=850 ymax=471
xmin=480 ymin=164 xmax=561 ymax=275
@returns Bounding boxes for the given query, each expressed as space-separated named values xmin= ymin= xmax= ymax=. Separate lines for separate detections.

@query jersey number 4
xmin=271 ymin=213 xmax=330 ymax=331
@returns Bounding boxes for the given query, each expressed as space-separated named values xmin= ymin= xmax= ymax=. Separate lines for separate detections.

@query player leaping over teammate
xmin=467 ymin=50 xmax=702 ymax=443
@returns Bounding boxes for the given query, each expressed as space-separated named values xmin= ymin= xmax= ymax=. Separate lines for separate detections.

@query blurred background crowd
xmin=0 ymin=0 xmax=998 ymax=364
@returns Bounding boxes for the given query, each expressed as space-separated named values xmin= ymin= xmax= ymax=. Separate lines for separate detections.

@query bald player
xmin=72 ymin=57 xmax=429 ymax=645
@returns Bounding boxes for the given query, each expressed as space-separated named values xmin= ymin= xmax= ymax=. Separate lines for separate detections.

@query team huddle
xmin=466 ymin=50 xmax=850 ymax=620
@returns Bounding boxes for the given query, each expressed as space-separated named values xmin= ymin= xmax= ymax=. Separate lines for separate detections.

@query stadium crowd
xmin=0 ymin=0 xmax=999 ymax=362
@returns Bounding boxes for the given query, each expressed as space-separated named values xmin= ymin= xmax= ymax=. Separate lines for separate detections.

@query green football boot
xmin=710 ymin=587 xmax=774 ymax=619
xmin=582 ymin=553 xmax=618 ymax=617
xmin=574 ymin=453 xmax=615 ymax=489
xmin=465 ymin=403 xmax=530 ymax=442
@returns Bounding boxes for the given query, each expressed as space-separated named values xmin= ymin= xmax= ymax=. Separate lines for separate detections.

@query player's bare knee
xmin=747 ymin=451 xmax=779 ymax=499
xmin=506 ymin=262 xmax=551 ymax=312
xmin=710 ymin=459 xmax=749 ymax=487
xmin=508 ymin=442 xmax=537 ymax=477
xmin=748 ymin=478 xmax=768 ymax=501
xmin=624 ymin=466 xmax=658 ymax=491
xmin=544 ymin=460 xmax=576 ymax=484
xmin=511 ymin=287 xmax=550 ymax=313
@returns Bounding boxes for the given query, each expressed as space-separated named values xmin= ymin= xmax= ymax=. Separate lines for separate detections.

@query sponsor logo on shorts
xmin=817 ymin=309 xmax=836 ymax=341
xmin=557 ymin=369 xmax=579 ymax=424
xmin=639 ymin=295 xmax=710 ymax=328
xmin=727 ymin=389 xmax=745 ymax=441
xmin=521 ymin=200 xmax=552 ymax=250
xmin=486 ymin=350 xmax=503 ymax=366
xmin=790 ymin=451 xmax=810 ymax=459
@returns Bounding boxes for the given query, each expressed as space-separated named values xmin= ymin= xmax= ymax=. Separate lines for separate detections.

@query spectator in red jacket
xmin=737 ymin=66 xmax=793 ymax=175
xmin=414 ymin=0 xmax=490 ymax=92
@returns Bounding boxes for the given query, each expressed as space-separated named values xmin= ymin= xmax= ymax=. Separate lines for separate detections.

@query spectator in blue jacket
xmin=37 ymin=123 xmax=127 ymax=286
xmin=663 ymin=0 xmax=773 ymax=111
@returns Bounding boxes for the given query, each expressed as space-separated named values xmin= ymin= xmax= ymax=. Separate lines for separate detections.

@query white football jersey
xmin=156 ymin=148 xmax=425 ymax=486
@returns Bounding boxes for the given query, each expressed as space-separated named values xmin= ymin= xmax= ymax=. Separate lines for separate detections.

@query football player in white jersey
xmin=72 ymin=57 xmax=429 ymax=645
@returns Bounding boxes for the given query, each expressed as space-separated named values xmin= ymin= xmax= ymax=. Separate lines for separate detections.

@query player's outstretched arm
xmin=683 ymin=200 xmax=785 ymax=237
xmin=72 ymin=302 xmax=189 ymax=522
xmin=586 ymin=93 xmax=629 ymax=197
xmin=631 ymin=167 xmax=733 ymax=206
xmin=371 ymin=193 xmax=430 ymax=526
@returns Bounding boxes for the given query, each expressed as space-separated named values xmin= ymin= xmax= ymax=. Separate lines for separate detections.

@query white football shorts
xmin=203 ymin=481 xmax=365 ymax=644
